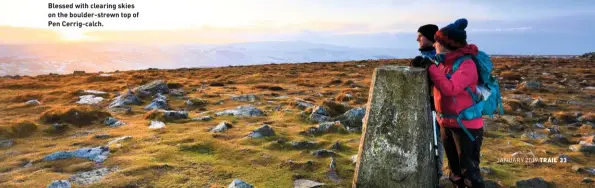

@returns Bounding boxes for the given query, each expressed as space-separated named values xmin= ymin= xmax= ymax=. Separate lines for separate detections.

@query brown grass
xmin=39 ymin=105 xmax=111 ymax=126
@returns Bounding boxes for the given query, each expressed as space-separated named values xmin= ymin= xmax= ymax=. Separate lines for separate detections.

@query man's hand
xmin=410 ymin=56 xmax=436 ymax=68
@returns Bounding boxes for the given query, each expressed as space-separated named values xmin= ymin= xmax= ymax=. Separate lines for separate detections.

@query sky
xmin=0 ymin=0 xmax=594 ymax=54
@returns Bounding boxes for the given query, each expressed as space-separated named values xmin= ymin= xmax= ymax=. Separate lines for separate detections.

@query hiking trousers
xmin=441 ymin=126 xmax=484 ymax=188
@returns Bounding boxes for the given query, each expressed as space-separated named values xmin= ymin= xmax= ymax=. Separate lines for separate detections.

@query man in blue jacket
xmin=410 ymin=24 xmax=444 ymax=183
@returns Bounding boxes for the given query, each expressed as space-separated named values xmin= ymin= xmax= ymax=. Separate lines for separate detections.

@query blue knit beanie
xmin=434 ymin=18 xmax=468 ymax=50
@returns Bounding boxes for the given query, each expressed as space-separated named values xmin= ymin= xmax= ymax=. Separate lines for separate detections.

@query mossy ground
xmin=0 ymin=58 xmax=594 ymax=187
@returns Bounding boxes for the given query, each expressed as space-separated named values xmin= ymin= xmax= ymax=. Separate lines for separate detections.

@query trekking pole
xmin=432 ymin=110 xmax=440 ymax=187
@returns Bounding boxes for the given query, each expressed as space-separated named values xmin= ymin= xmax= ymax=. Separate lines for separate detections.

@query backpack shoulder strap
xmin=451 ymin=55 xmax=472 ymax=73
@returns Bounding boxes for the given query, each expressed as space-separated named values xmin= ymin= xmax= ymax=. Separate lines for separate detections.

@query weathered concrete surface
xmin=353 ymin=66 xmax=437 ymax=188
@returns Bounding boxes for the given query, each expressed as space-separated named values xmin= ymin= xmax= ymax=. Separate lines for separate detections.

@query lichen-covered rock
xmin=133 ymin=80 xmax=170 ymax=97
xmin=215 ymin=105 xmax=265 ymax=117
xmin=231 ymin=94 xmax=259 ymax=102
xmin=43 ymin=146 xmax=110 ymax=163
xmin=108 ymin=91 xmax=142 ymax=109
xmin=308 ymin=106 xmax=332 ymax=123
xmin=247 ymin=124 xmax=275 ymax=138
xmin=312 ymin=149 xmax=335 ymax=157
xmin=163 ymin=110 xmax=188 ymax=121
xmin=103 ymin=117 xmax=125 ymax=127
xmin=294 ymin=179 xmax=325 ymax=188
xmin=336 ymin=107 xmax=365 ymax=131
xmin=76 ymin=95 xmax=104 ymax=105
xmin=149 ymin=121 xmax=165 ymax=129
xmin=228 ymin=179 xmax=254 ymax=188
xmin=192 ymin=116 xmax=212 ymax=121
xmin=210 ymin=122 xmax=233 ymax=133
xmin=69 ymin=167 xmax=117 ymax=185
xmin=291 ymin=141 xmax=317 ymax=149
xmin=295 ymin=99 xmax=314 ymax=110
xmin=144 ymin=98 xmax=169 ymax=110
xmin=47 ymin=180 xmax=71 ymax=188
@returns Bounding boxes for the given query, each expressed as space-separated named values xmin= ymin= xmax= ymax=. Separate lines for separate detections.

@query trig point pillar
xmin=353 ymin=66 xmax=437 ymax=188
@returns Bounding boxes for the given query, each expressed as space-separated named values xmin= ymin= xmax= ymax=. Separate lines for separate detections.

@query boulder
xmin=133 ymin=80 xmax=170 ymax=97
xmin=103 ymin=117 xmax=125 ymax=127
xmin=76 ymin=95 xmax=104 ymax=105
xmin=583 ymin=178 xmax=594 ymax=184
xmin=515 ymin=177 xmax=548 ymax=188
xmin=210 ymin=122 xmax=233 ymax=133
xmin=312 ymin=149 xmax=335 ymax=157
xmin=144 ymin=97 xmax=169 ymax=111
xmin=149 ymin=121 xmax=165 ymax=129
xmin=215 ymin=105 xmax=265 ymax=117
xmin=228 ymin=179 xmax=254 ymax=188
xmin=291 ymin=141 xmax=317 ymax=149
xmin=25 ymin=100 xmax=41 ymax=106
xmin=308 ymin=106 xmax=332 ymax=123
xmin=69 ymin=167 xmax=117 ymax=185
xmin=169 ymin=89 xmax=185 ymax=97
xmin=570 ymin=143 xmax=595 ymax=153
xmin=162 ymin=110 xmax=189 ymax=121
xmin=43 ymin=146 xmax=110 ymax=163
xmin=108 ymin=91 xmax=142 ymax=109
xmin=293 ymin=179 xmax=325 ymax=188
xmin=231 ymin=94 xmax=259 ymax=102
xmin=192 ymin=116 xmax=212 ymax=121
xmin=82 ymin=90 xmax=108 ymax=95
xmin=295 ymin=99 xmax=314 ymax=110
xmin=336 ymin=107 xmax=366 ymax=131
xmin=247 ymin=125 xmax=275 ymax=138
xmin=0 ymin=139 xmax=14 ymax=148
xmin=47 ymin=180 xmax=71 ymax=188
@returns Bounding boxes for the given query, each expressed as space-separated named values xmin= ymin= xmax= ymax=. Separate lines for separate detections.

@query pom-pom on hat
xmin=434 ymin=18 xmax=468 ymax=50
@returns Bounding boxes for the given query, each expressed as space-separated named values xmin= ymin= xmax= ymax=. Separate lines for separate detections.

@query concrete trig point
xmin=352 ymin=65 xmax=437 ymax=188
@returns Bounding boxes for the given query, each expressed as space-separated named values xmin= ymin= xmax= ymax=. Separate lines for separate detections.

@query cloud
xmin=468 ymin=27 xmax=533 ymax=32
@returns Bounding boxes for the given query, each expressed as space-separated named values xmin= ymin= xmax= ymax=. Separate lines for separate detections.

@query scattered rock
xmin=51 ymin=123 xmax=67 ymax=130
xmin=515 ymin=177 xmax=548 ymax=188
xmin=293 ymin=179 xmax=325 ymax=188
xmin=295 ymin=99 xmax=315 ymax=110
xmin=169 ymin=89 xmax=185 ymax=97
xmin=82 ymin=90 xmax=108 ymax=95
xmin=231 ymin=94 xmax=259 ymax=102
xmin=312 ymin=149 xmax=335 ymax=157
xmin=47 ymin=180 xmax=71 ymax=188
xmin=291 ymin=141 xmax=317 ymax=149
xmin=43 ymin=146 xmax=110 ymax=163
xmin=133 ymin=80 xmax=170 ymax=97
xmin=521 ymin=131 xmax=547 ymax=140
xmin=192 ymin=116 xmax=212 ymax=121
xmin=103 ymin=117 xmax=125 ymax=127
xmin=583 ymin=178 xmax=594 ymax=184
xmin=517 ymin=80 xmax=541 ymax=90
xmin=228 ymin=179 xmax=254 ymax=188
xmin=144 ymin=97 xmax=169 ymax=111
xmin=22 ymin=161 xmax=32 ymax=168
xmin=300 ymin=121 xmax=342 ymax=136
xmin=247 ymin=124 xmax=275 ymax=138
xmin=162 ymin=110 xmax=189 ymax=121
xmin=149 ymin=121 xmax=166 ymax=129
xmin=108 ymin=91 xmax=142 ymax=109
xmin=94 ymin=134 xmax=111 ymax=139
xmin=106 ymin=136 xmax=132 ymax=147
xmin=0 ymin=139 xmax=14 ymax=148
xmin=210 ymin=122 xmax=233 ymax=133
xmin=533 ymin=123 xmax=546 ymax=129
xmin=573 ymin=166 xmax=595 ymax=175
xmin=186 ymin=98 xmax=208 ymax=107
xmin=76 ymin=95 xmax=104 ymax=105
xmin=542 ymin=134 xmax=571 ymax=145
xmin=69 ymin=167 xmax=117 ymax=185
xmin=309 ymin=106 xmax=332 ymax=123
xmin=336 ymin=107 xmax=365 ymax=131
xmin=25 ymin=99 xmax=41 ymax=106
xmin=529 ymin=98 xmax=545 ymax=108
xmin=215 ymin=105 xmax=265 ymax=117
xmin=570 ymin=143 xmax=595 ymax=153
xmin=351 ymin=155 xmax=358 ymax=164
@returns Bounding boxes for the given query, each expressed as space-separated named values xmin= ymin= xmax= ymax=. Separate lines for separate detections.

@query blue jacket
xmin=420 ymin=48 xmax=436 ymax=59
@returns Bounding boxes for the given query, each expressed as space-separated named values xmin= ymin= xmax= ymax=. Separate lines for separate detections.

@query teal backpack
xmin=439 ymin=51 xmax=504 ymax=141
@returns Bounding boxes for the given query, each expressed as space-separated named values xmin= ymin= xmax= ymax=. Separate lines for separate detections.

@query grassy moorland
xmin=0 ymin=57 xmax=594 ymax=188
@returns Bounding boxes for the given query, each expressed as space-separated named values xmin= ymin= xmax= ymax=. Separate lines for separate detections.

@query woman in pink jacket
xmin=427 ymin=18 xmax=485 ymax=188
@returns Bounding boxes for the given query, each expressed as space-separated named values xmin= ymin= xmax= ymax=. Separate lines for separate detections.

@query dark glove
xmin=411 ymin=56 xmax=436 ymax=69
xmin=410 ymin=56 xmax=425 ymax=68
